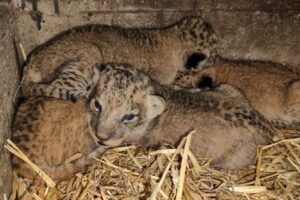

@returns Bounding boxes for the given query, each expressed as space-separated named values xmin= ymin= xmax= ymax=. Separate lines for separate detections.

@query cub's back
xmin=173 ymin=56 xmax=300 ymax=120
xmin=12 ymin=97 xmax=97 ymax=180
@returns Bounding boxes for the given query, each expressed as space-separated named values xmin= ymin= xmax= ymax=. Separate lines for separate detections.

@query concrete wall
xmin=0 ymin=4 xmax=19 ymax=197
xmin=12 ymin=0 xmax=300 ymax=67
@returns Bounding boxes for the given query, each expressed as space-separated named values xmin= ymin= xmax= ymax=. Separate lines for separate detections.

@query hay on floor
xmin=8 ymin=130 xmax=300 ymax=200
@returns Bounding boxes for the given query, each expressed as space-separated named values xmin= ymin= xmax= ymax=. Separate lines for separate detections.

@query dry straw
xmin=4 ymin=139 xmax=56 ymax=188
xmin=7 ymin=129 xmax=300 ymax=199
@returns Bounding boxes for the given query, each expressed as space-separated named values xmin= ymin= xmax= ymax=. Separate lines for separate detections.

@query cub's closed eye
xmin=94 ymin=100 xmax=102 ymax=112
xmin=122 ymin=114 xmax=138 ymax=123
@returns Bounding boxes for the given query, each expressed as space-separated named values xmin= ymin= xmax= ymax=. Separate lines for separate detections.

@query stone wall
xmin=0 ymin=4 xmax=19 ymax=197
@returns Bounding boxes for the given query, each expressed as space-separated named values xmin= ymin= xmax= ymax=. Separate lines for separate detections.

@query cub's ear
xmin=91 ymin=64 xmax=108 ymax=98
xmin=92 ymin=66 xmax=100 ymax=84
xmin=147 ymin=95 xmax=166 ymax=119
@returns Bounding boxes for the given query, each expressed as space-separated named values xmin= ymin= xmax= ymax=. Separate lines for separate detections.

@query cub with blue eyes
xmin=90 ymin=63 xmax=278 ymax=169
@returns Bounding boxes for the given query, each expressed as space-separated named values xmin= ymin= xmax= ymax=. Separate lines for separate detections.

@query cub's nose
xmin=96 ymin=132 xmax=124 ymax=147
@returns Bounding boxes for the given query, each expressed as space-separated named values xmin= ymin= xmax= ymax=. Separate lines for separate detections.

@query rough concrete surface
xmin=0 ymin=5 xmax=19 ymax=197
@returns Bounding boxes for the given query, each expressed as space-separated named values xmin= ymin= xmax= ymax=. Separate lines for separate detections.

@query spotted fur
xmin=22 ymin=17 xmax=217 ymax=100
xmin=173 ymin=55 xmax=300 ymax=129
xmin=12 ymin=97 xmax=107 ymax=181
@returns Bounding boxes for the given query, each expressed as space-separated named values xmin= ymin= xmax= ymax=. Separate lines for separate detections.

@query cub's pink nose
xmin=96 ymin=132 xmax=124 ymax=147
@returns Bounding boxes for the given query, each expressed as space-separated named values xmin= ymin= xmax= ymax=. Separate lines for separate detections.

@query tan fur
xmin=22 ymin=17 xmax=217 ymax=100
xmin=90 ymin=64 xmax=276 ymax=169
xmin=12 ymin=97 xmax=107 ymax=181
xmin=173 ymin=56 xmax=300 ymax=126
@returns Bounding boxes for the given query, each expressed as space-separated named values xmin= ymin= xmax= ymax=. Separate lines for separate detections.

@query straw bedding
xmin=7 ymin=130 xmax=300 ymax=200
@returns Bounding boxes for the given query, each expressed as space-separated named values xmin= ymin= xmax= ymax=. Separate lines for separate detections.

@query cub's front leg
xmin=22 ymin=61 xmax=100 ymax=101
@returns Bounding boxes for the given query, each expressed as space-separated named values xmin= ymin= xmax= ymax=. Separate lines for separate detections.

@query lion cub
xmin=12 ymin=97 xmax=106 ymax=181
xmin=173 ymin=56 xmax=300 ymax=126
xmin=90 ymin=63 xmax=276 ymax=169
xmin=22 ymin=17 xmax=217 ymax=100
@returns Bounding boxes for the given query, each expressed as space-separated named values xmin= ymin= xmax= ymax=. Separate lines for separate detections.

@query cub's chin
xmin=101 ymin=138 xmax=124 ymax=147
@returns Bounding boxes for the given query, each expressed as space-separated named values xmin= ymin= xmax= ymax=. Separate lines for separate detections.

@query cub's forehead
xmin=96 ymin=64 xmax=153 ymax=99
xmin=99 ymin=64 xmax=151 ymax=87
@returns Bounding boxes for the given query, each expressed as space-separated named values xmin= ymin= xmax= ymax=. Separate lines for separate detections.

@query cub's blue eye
xmin=122 ymin=114 xmax=136 ymax=122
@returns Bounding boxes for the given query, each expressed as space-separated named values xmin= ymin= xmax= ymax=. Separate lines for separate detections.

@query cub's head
xmin=90 ymin=64 xmax=166 ymax=146
xmin=173 ymin=17 xmax=218 ymax=71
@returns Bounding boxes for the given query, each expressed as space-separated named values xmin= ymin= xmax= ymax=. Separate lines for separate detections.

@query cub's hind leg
xmin=23 ymin=61 xmax=100 ymax=101
xmin=216 ymin=140 xmax=258 ymax=169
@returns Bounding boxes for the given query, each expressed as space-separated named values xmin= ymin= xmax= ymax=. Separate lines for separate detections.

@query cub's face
xmin=90 ymin=64 xmax=165 ymax=146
